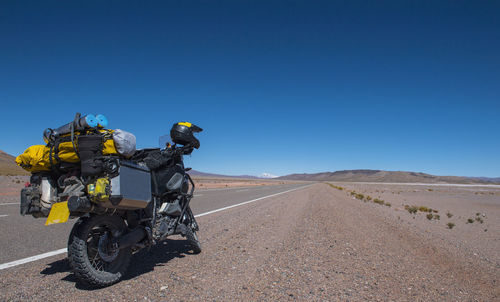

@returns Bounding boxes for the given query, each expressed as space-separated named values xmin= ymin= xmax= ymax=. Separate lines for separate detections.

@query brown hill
xmin=0 ymin=150 xmax=29 ymax=175
xmin=278 ymin=169 xmax=500 ymax=184
xmin=188 ymin=170 xmax=259 ymax=179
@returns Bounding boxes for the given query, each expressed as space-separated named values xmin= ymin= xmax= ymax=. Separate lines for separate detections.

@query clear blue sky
xmin=1 ymin=1 xmax=499 ymax=177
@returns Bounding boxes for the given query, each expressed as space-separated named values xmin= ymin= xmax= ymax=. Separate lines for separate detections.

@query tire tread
xmin=67 ymin=215 xmax=131 ymax=287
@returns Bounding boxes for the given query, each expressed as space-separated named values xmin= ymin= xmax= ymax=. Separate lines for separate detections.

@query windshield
xmin=158 ymin=134 xmax=170 ymax=149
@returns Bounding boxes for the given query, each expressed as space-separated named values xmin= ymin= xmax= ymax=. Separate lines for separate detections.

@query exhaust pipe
xmin=67 ymin=196 xmax=92 ymax=213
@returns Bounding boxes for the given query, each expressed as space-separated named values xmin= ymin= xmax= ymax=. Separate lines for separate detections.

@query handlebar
xmin=164 ymin=144 xmax=194 ymax=156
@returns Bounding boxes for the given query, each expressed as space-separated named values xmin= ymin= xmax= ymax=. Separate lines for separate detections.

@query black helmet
xmin=170 ymin=122 xmax=202 ymax=148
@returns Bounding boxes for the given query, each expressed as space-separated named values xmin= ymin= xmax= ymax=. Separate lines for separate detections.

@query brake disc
xmin=98 ymin=233 xmax=119 ymax=262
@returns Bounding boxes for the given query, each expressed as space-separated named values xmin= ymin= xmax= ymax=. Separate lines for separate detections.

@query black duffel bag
xmin=78 ymin=135 xmax=104 ymax=177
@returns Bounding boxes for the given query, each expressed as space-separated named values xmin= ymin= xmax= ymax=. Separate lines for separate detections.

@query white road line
xmin=0 ymin=203 xmax=18 ymax=206
xmin=235 ymin=189 xmax=249 ymax=192
xmin=194 ymin=185 xmax=311 ymax=218
xmin=0 ymin=184 xmax=312 ymax=271
xmin=193 ymin=194 xmax=203 ymax=197
xmin=0 ymin=249 xmax=67 ymax=270
xmin=0 ymin=215 xmax=8 ymax=218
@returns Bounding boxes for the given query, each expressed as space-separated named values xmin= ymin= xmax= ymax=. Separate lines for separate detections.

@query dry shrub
xmin=326 ymin=183 xmax=344 ymax=190
xmin=404 ymin=205 xmax=418 ymax=214
xmin=355 ymin=193 xmax=365 ymax=200
xmin=418 ymin=206 xmax=431 ymax=213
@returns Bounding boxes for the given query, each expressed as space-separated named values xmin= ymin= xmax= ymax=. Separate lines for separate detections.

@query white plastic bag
xmin=113 ymin=129 xmax=136 ymax=158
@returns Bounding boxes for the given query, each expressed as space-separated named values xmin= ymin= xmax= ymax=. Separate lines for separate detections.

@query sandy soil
xmin=0 ymin=183 xmax=498 ymax=301
xmin=0 ymin=176 xmax=29 ymax=200
xmin=191 ymin=177 xmax=297 ymax=190
xmin=333 ymin=182 xmax=500 ymax=268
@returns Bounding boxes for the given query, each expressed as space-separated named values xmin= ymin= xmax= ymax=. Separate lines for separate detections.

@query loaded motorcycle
xmin=16 ymin=114 xmax=202 ymax=286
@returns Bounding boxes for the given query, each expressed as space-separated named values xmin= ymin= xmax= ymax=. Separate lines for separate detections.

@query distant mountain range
xmin=188 ymin=171 xmax=279 ymax=179
xmin=188 ymin=170 xmax=260 ymax=179
xmin=1 ymin=150 xmax=498 ymax=184
xmin=0 ymin=150 xmax=29 ymax=175
xmin=277 ymin=169 xmax=500 ymax=184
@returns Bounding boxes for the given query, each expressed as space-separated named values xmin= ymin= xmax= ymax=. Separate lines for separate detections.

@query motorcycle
xmin=18 ymin=116 xmax=203 ymax=287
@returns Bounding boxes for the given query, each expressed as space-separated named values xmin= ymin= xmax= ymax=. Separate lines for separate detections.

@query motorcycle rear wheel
xmin=68 ymin=215 xmax=132 ymax=287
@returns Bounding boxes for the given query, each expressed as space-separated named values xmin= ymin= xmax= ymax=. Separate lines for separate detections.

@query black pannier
xmin=140 ymin=149 xmax=187 ymax=196
xmin=153 ymin=163 xmax=188 ymax=195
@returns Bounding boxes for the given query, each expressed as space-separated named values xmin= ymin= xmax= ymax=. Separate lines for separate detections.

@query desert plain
xmin=0 ymin=175 xmax=499 ymax=301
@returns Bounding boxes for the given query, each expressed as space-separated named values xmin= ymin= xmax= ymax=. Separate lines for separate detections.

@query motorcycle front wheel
xmin=68 ymin=215 xmax=132 ymax=287
xmin=183 ymin=209 xmax=201 ymax=254
xmin=186 ymin=227 xmax=202 ymax=254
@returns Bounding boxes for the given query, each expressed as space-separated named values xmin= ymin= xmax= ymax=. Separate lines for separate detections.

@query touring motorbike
xmin=19 ymin=118 xmax=202 ymax=287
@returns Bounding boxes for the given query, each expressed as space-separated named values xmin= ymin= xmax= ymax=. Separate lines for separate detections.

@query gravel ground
xmin=192 ymin=177 xmax=297 ymax=190
xmin=1 ymin=183 xmax=498 ymax=301
xmin=0 ymin=176 xmax=29 ymax=202
xmin=335 ymin=182 xmax=500 ymax=269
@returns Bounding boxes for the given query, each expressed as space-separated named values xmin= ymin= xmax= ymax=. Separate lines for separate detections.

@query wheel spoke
xmin=83 ymin=222 xmax=122 ymax=271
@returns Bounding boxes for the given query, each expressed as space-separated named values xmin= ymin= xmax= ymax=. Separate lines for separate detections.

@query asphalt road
xmin=0 ymin=183 xmax=306 ymax=265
